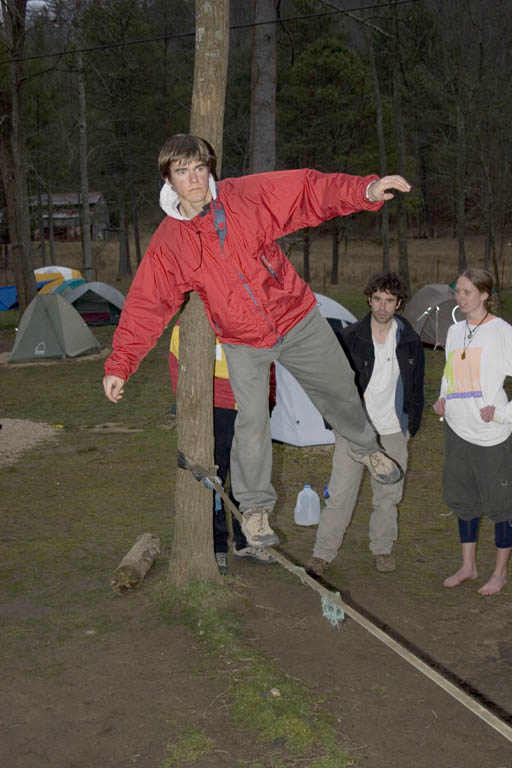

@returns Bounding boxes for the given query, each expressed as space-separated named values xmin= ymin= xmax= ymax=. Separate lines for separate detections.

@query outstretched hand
xmin=368 ymin=175 xmax=411 ymax=202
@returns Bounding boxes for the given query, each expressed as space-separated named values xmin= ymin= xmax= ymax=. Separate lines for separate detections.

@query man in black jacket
xmin=307 ymin=272 xmax=424 ymax=575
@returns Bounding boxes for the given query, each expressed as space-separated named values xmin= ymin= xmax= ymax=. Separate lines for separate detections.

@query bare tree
xmin=367 ymin=32 xmax=390 ymax=270
xmin=391 ymin=0 xmax=410 ymax=293
xmin=0 ymin=0 xmax=36 ymax=313
xmin=170 ymin=0 xmax=230 ymax=588
xmin=249 ymin=0 xmax=276 ymax=173
xmin=76 ymin=46 xmax=93 ymax=281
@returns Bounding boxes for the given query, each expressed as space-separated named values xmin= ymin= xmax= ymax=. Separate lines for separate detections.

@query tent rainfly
xmin=8 ymin=294 xmax=101 ymax=362
xmin=402 ymin=284 xmax=464 ymax=349
xmin=62 ymin=281 xmax=125 ymax=325
xmin=269 ymin=293 xmax=357 ymax=447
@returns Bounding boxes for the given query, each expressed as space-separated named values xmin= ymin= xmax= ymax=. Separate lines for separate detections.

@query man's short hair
xmin=363 ymin=271 xmax=409 ymax=309
xmin=158 ymin=134 xmax=217 ymax=181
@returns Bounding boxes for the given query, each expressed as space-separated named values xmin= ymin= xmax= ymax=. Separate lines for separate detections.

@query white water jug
xmin=294 ymin=484 xmax=321 ymax=526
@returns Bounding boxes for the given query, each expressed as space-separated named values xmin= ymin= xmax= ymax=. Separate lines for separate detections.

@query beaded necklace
xmin=461 ymin=312 xmax=488 ymax=360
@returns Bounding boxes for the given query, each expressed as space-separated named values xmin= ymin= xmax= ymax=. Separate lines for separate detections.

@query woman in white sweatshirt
xmin=434 ymin=268 xmax=512 ymax=595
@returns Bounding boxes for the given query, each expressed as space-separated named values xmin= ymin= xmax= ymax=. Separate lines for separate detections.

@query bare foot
xmin=478 ymin=573 xmax=508 ymax=596
xmin=443 ymin=566 xmax=478 ymax=588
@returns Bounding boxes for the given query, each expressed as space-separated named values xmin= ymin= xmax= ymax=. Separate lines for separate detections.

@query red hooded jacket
xmin=105 ymin=168 xmax=382 ymax=381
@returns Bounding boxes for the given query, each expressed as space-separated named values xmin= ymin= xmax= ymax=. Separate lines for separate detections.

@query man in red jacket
xmin=103 ymin=134 xmax=411 ymax=550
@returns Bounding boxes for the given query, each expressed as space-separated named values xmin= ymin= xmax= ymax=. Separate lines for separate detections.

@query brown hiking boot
xmin=306 ymin=557 xmax=330 ymax=576
xmin=374 ymin=554 xmax=396 ymax=573
xmin=241 ymin=508 xmax=279 ymax=547
xmin=347 ymin=447 xmax=403 ymax=485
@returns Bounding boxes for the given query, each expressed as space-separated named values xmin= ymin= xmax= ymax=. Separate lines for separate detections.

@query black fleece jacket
xmin=337 ymin=313 xmax=425 ymax=437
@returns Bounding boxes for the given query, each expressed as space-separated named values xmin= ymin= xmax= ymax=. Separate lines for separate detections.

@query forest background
xmin=1 ymin=0 xmax=512 ymax=304
xmin=2 ymin=3 xmax=512 ymax=765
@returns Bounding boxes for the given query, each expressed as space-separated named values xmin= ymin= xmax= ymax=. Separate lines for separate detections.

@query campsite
xmin=1 ymin=234 xmax=512 ymax=768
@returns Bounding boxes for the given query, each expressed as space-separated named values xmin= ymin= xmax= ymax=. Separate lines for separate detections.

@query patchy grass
xmin=162 ymin=728 xmax=217 ymax=766
xmin=2 ymin=255 xmax=512 ymax=765
xmin=154 ymin=579 xmax=354 ymax=767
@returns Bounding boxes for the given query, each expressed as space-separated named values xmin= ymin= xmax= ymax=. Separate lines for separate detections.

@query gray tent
xmin=270 ymin=294 xmax=357 ymax=446
xmin=63 ymin=281 xmax=125 ymax=325
xmin=8 ymin=294 xmax=101 ymax=362
xmin=402 ymin=283 xmax=464 ymax=349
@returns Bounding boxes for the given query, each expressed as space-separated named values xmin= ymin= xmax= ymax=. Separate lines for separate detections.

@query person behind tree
xmin=103 ymin=133 xmax=411 ymax=550
xmin=169 ymin=321 xmax=277 ymax=573
xmin=433 ymin=269 xmax=512 ymax=595
xmin=307 ymin=272 xmax=424 ymax=577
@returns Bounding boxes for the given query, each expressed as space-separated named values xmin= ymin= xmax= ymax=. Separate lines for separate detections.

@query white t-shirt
xmin=440 ymin=317 xmax=512 ymax=445
xmin=364 ymin=319 xmax=401 ymax=435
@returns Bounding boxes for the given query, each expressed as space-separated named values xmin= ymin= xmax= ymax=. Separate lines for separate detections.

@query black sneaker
xmin=215 ymin=552 xmax=228 ymax=575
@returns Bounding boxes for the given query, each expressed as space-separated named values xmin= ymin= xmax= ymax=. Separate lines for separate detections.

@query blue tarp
xmin=0 ymin=281 xmax=53 ymax=310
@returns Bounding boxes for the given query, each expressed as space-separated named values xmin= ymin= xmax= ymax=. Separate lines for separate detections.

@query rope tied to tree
xmin=177 ymin=448 xmax=512 ymax=745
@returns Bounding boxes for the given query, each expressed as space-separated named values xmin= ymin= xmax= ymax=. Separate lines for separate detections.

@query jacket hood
xmin=159 ymin=174 xmax=218 ymax=220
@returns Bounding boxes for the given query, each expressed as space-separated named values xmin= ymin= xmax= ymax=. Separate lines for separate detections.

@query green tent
xmin=8 ymin=294 xmax=101 ymax=362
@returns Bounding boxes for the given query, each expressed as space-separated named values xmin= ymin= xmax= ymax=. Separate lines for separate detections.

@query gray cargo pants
xmin=223 ymin=307 xmax=378 ymax=513
xmin=313 ymin=431 xmax=408 ymax=561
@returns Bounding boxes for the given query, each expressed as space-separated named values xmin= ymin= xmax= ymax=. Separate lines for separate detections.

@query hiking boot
xmin=233 ymin=546 xmax=276 ymax=564
xmin=241 ymin=508 xmax=279 ymax=547
xmin=347 ymin=447 xmax=403 ymax=485
xmin=306 ymin=557 xmax=330 ymax=576
xmin=215 ymin=551 xmax=228 ymax=575
xmin=374 ymin=554 xmax=396 ymax=573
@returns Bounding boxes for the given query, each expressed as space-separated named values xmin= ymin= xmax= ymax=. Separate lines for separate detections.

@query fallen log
xmin=111 ymin=532 xmax=161 ymax=594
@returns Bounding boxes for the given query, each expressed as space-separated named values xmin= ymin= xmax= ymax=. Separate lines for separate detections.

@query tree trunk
xmin=0 ymin=0 xmax=36 ymax=314
xmin=248 ymin=0 xmax=276 ymax=173
xmin=129 ymin=182 xmax=142 ymax=267
xmin=47 ymin=187 xmax=56 ymax=264
xmin=392 ymin=2 xmax=409 ymax=293
xmin=117 ymin=194 xmax=131 ymax=279
xmin=330 ymin=221 xmax=340 ymax=285
xmin=303 ymin=228 xmax=311 ymax=284
xmin=36 ymin=178 xmax=47 ymax=267
xmin=170 ymin=0 xmax=229 ymax=589
xmin=455 ymin=99 xmax=467 ymax=273
xmin=367 ymin=30 xmax=390 ymax=270
xmin=76 ymin=47 xmax=93 ymax=281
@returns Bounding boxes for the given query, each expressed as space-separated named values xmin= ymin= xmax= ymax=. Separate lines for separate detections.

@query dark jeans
xmin=214 ymin=408 xmax=247 ymax=554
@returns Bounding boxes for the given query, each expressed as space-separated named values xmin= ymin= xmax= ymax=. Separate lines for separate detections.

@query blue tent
xmin=0 ymin=281 xmax=54 ymax=310
xmin=0 ymin=285 xmax=18 ymax=310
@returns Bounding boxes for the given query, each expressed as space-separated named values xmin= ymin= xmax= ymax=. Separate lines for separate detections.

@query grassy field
xmin=1 ymin=234 xmax=512 ymax=767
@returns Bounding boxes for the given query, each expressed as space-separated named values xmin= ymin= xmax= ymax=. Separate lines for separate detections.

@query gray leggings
xmin=223 ymin=307 xmax=378 ymax=512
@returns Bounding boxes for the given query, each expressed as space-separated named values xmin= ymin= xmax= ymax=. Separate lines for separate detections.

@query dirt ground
xmin=2 ymin=234 xmax=512 ymax=766
xmin=1 ymin=419 xmax=512 ymax=767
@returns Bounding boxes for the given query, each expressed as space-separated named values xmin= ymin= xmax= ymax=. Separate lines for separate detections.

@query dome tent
xmin=402 ymin=284 xmax=464 ymax=349
xmin=8 ymin=294 xmax=101 ymax=362
xmin=62 ymin=281 xmax=125 ymax=325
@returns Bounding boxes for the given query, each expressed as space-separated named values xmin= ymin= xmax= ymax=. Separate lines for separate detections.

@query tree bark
xmin=302 ymin=228 xmax=311 ymax=284
xmin=111 ymin=533 xmax=161 ymax=594
xmin=392 ymin=1 xmax=409 ymax=293
xmin=455 ymin=99 xmax=467 ymax=273
xmin=36 ymin=178 xmax=47 ymax=267
xmin=249 ymin=0 xmax=276 ymax=173
xmin=47 ymin=186 xmax=56 ymax=264
xmin=0 ymin=0 xmax=36 ymax=314
xmin=367 ymin=31 xmax=390 ymax=270
xmin=129 ymin=182 xmax=142 ymax=267
xmin=116 ymin=193 xmax=131 ymax=279
xmin=76 ymin=47 xmax=93 ymax=281
xmin=170 ymin=0 xmax=229 ymax=589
